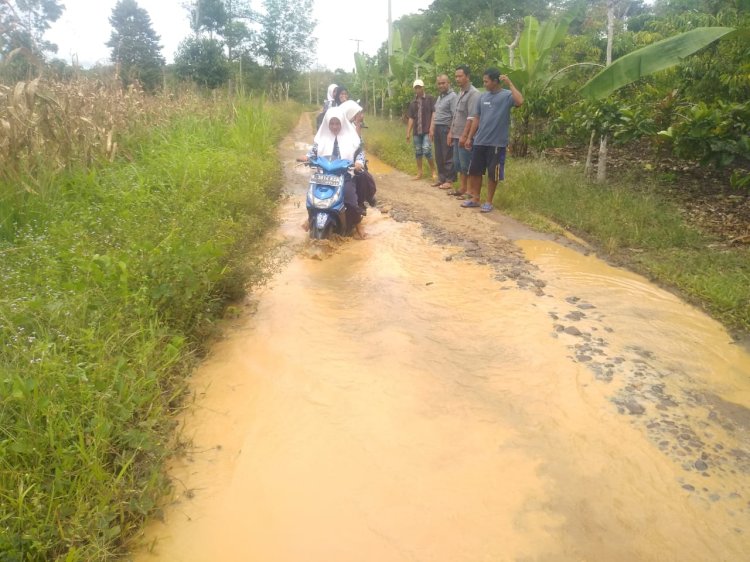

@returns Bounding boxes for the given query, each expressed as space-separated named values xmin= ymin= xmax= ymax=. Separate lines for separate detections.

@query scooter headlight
xmin=313 ymin=193 xmax=336 ymax=208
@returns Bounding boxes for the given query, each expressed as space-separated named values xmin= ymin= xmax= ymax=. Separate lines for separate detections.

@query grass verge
xmin=365 ymin=117 xmax=750 ymax=335
xmin=0 ymin=98 xmax=301 ymax=561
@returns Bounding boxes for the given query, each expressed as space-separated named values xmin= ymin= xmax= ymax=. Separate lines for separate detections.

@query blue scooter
xmin=305 ymin=156 xmax=354 ymax=239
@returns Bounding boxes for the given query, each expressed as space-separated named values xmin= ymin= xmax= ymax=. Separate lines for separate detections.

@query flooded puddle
xmin=131 ymin=156 xmax=750 ymax=562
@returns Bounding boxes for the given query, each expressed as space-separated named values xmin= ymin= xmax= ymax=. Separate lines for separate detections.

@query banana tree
xmin=579 ymin=27 xmax=738 ymax=100
xmin=387 ymin=28 xmax=434 ymax=117
xmin=506 ymin=13 xmax=575 ymax=91
xmin=389 ymin=28 xmax=433 ymax=85
xmin=577 ymin=26 xmax=737 ymax=181
xmin=353 ymin=52 xmax=390 ymax=116
xmin=500 ymin=13 xmax=576 ymax=156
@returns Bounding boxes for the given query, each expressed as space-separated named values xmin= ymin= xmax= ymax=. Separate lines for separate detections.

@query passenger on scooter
xmin=332 ymin=86 xmax=349 ymax=106
xmin=316 ymin=83 xmax=338 ymax=130
xmin=338 ymin=99 xmax=365 ymax=135
xmin=302 ymin=107 xmax=367 ymax=239
xmin=337 ymin=100 xmax=376 ymax=210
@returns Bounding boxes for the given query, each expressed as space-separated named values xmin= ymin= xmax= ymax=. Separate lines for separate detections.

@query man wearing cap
xmin=406 ymin=78 xmax=437 ymax=182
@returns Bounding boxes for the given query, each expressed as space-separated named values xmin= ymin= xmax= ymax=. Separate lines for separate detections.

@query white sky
xmin=46 ymin=0 xmax=433 ymax=71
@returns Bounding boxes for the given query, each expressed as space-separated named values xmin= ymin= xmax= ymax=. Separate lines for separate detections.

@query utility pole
xmin=387 ymin=0 xmax=393 ymax=108
xmin=350 ymin=38 xmax=363 ymax=52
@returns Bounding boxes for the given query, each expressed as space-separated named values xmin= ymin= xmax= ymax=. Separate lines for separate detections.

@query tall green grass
xmin=0 ymin=99 xmax=300 ymax=560
xmin=366 ymin=117 xmax=750 ymax=333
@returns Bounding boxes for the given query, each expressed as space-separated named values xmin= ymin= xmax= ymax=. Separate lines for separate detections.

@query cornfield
xmin=0 ymin=78 xmax=195 ymax=186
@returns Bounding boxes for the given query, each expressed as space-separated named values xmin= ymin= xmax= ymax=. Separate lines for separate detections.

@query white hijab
xmin=338 ymin=99 xmax=363 ymax=123
xmin=326 ymin=83 xmax=337 ymax=103
xmin=313 ymin=106 xmax=361 ymax=161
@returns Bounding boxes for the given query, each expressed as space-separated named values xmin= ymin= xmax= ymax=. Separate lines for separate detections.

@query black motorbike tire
xmin=311 ymin=221 xmax=333 ymax=240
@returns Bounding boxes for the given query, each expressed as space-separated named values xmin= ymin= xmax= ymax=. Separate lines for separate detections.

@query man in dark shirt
xmin=406 ymin=79 xmax=437 ymax=182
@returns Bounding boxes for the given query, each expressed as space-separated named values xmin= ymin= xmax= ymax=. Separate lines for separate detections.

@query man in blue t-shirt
xmin=462 ymin=68 xmax=524 ymax=213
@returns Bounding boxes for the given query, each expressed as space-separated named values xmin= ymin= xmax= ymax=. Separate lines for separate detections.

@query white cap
xmin=413 ymin=79 xmax=424 ymax=88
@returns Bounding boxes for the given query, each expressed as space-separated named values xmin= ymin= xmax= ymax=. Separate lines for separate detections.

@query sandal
xmin=461 ymin=200 xmax=480 ymax=208
xmin=446 ymin=190 xmax=463 ymax=196
xmin=480 ymin=203 xmax=494 ymax=213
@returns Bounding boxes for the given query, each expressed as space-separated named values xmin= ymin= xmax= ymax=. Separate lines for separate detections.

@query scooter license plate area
xmin=312 ymin=173 xmax=343 ymax=187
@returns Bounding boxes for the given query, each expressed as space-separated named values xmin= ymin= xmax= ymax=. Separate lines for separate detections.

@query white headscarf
xmin=313 ymin=106 xmax=361 ymax=161
xmin=326 ymin=83 xmax=337 ymax=103
xmin=338 ymin=99 xmax=363 ymax=123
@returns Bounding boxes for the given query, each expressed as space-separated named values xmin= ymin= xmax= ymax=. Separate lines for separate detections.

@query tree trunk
xmin=597 ymin=134 xmax=608 ymax=183
xmin=585 ymin=130 xmax=596 ymax=177
xmin=507 ymin=29 xmax=521 ymax=69
xmin=597 ymin=0 xmax=615 ymax=183
xmin=606 ymin=0 xmax=615 ymax=66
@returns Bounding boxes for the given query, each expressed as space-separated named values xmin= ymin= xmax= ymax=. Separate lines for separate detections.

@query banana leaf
xmin=518 ymin=16 xmax=540 ymax=74
xmin=579 ymin=27 xmax=736 ymax=100
xmin=434 ymin=17 xmax=452 ymax=69
xmin=535 ymin=14 xmax=572 ymax=62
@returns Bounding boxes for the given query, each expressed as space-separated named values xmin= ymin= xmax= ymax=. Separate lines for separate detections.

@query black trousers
xmin=434 ymin=124 xmax=456 ymax=183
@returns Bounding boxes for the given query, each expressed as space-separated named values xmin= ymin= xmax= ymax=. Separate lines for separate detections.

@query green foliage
xmin=659 ymin=11 xmax=750 ymax=103
xmin=190 ymin=0 xmax=228 ymax=36
xmin=106 ymin=0 xmax=166 ymax=92
xmin=420 ymin=0 xmax=550 ymax=38
xmin=174 ymin=36 xmax=230 ymax=89
xmin=438 ymin=25 xmax=510 ymax=78
xmin=659 ymin=101 xmax=750 ymax=170
xmin=0 ymin=0 xmax=63 ymax=57
xmin=0 ymin=0 xmax=63 ymax=81
xmin=259 ymin=0 xmax=316 ymax=86
xmin=578 ymin=27 xmax=736 ymax=100
xmin=0 ymin=98 xmax=301 ymax=560
xmin=386 ymin=27 xmax=435 ymax=116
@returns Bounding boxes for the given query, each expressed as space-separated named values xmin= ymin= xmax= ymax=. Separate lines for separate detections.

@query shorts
xmin=412 ymin=133 xmax=432 ymax=159
xmin=468 ymin=145 xmax=506 ymax=182
xmin=452 ymin=141 xmax=472 ymax=175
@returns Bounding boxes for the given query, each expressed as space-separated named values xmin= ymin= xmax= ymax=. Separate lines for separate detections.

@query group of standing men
xmin=406 ymin=66 xmax=524 ymax=213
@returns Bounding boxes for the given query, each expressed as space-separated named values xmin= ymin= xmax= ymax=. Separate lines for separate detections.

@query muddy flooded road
xmin=131 ymin=118 xmax=750 ymax=561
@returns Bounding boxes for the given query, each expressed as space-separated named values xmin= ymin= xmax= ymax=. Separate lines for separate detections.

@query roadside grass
xmin=0 ymin=97 xmax=300 ymax=561
xmin=365 ymin=117 xmax=750 ymax=335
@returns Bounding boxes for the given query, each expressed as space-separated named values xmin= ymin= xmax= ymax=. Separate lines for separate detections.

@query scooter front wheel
xmin=310 ymin=221 xmax=334 ymax=240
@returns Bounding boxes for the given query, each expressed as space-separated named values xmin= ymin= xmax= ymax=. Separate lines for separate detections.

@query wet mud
xmin=130 ymin=116 xmax=750 ymax=561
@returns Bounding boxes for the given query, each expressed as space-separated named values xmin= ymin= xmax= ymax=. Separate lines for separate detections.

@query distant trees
xmin=1 ymin=0 xmax=318 ymax=95
xmin=107 ymin=0 xmax=165 ymax=92
xmin=0 ymin=0 xmax=63 ymax=56
xmin=172 ymin=0 xmax=315 ymax=95
xmin=190 ymin=0 xmax=228 ymax=38
xmin=0 ymin=0 xmax=63 ymax=79
xmin=174 ymin=37 xmax=230 ymax=88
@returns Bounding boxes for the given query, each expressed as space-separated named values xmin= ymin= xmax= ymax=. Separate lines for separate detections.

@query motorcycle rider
xmin=301 ymin=106 xmax=367 ymax=239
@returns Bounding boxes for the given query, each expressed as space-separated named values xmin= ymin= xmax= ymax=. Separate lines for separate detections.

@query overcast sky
xmin=46 ymin=0 xmax=433 ymax=71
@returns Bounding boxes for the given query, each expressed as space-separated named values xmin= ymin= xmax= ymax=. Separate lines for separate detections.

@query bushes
xmin=0 ymin=96 xmax=300 ymax=560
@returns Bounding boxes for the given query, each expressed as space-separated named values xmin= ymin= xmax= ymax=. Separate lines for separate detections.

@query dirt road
xmin=131 ymin=116 xmax=750 ymax=562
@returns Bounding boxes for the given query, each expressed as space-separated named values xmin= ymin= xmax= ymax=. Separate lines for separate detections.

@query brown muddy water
xmin=131 ymin=153 xmax=750 ymax=561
